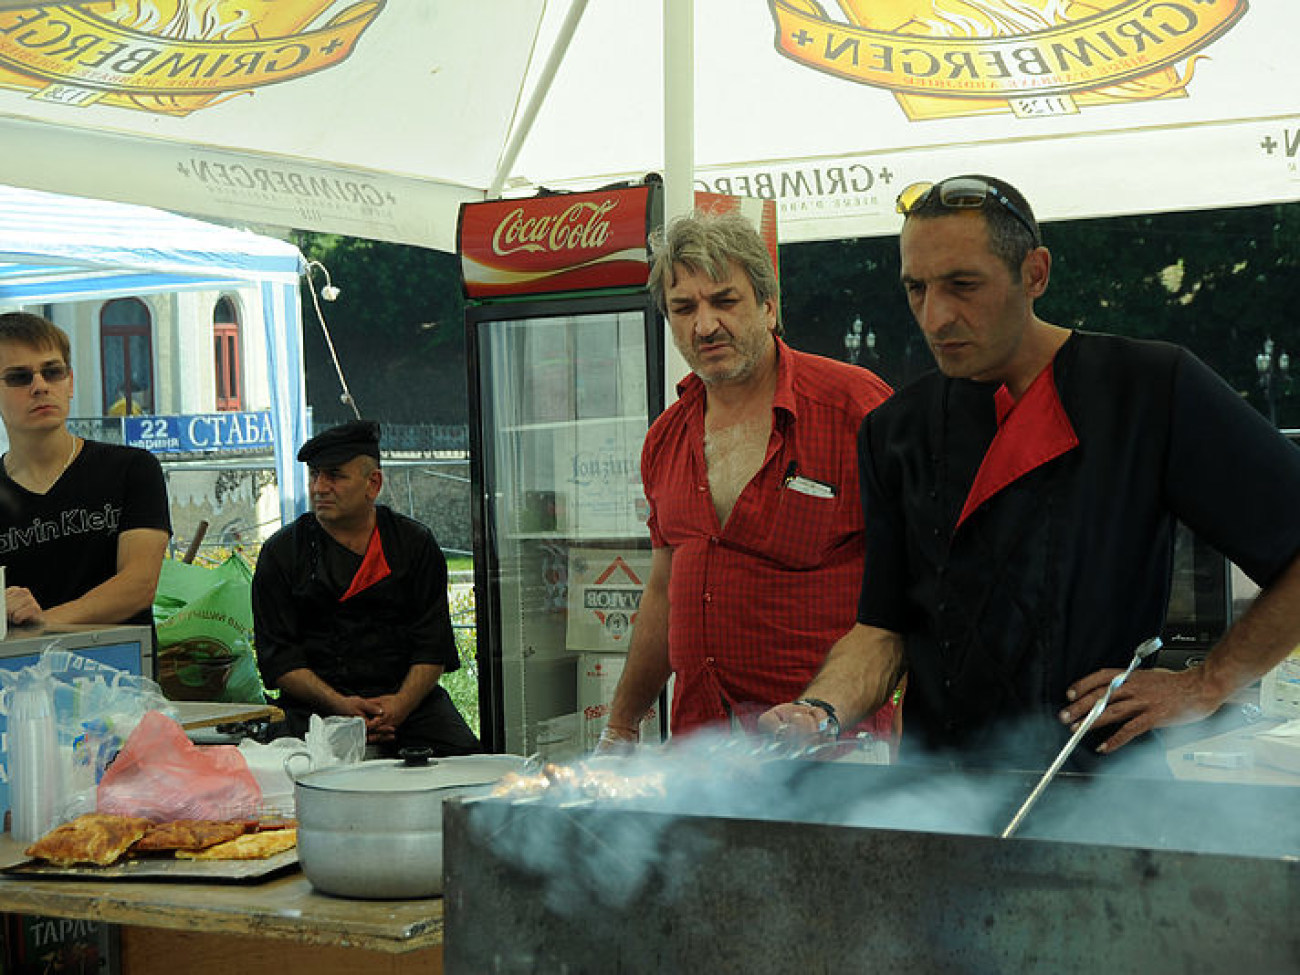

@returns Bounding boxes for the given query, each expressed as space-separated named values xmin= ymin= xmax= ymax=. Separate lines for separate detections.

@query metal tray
xmin=2 ymin=848 xmax=299 ymax=883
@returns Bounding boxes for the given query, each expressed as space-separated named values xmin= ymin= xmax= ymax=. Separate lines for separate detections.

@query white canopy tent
xmin=0 ymin=1 xmax=1294 ymax=251
xmin=0 ymin=184 xmax=309 ymax=523
xmin=0 ymin=1 xmax=1293 ymax=479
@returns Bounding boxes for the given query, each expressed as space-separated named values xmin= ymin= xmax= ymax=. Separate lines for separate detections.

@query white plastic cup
xmin=9 ymin=677 xmax=64 ymax=845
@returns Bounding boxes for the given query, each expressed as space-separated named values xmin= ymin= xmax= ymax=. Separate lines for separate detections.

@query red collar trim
xmin=769 ymin=337 xmax=798 ymax=418
xmin=340 ymin=524 xmax=391 ymax=601
xmin=956 ymin=361 xmax=1078 ymax=530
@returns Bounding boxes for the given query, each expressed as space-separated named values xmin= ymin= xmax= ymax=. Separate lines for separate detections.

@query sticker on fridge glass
xmin=566 ymin=550 xmax=651 ymax=651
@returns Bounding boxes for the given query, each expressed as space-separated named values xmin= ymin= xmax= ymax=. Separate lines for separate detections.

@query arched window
xmin=214 ymin=296 xmax=243 ymax=411
xmin=100 ymin=298 xmax=154 ymax=416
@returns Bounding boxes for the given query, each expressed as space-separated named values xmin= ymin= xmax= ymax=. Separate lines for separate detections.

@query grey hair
xmin=647 ymin=209 xmax=782 ymax=334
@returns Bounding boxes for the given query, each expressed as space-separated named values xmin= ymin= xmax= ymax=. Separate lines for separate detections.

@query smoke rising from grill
xmin=464 ymin=723 xmax=1299 ymax=920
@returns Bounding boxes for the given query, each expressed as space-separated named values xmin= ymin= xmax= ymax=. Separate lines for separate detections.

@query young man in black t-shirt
xmin=0 ymin=312 xmax=170 ymax=630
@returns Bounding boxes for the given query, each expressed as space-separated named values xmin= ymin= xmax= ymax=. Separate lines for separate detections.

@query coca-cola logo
xmin=491 ymin=199 xmax=617 ymax=256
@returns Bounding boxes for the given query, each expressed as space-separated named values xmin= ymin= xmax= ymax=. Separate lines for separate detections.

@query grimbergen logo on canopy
xmin=770 ymin=0 xmax=1248 ymax=120
xmin=0 ymin=1 xmax=383 ymax=115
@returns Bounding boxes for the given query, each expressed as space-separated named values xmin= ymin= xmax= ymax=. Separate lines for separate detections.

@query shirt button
xmin=938 ymin=602 xmax=947 ymax=613
xmin=710 ymin=536 xmax=719 ymax=544
xmin=704 ymin=592 xmax=712 ymax=603
xmin=697 ymin=484 xmax=708 ymax=492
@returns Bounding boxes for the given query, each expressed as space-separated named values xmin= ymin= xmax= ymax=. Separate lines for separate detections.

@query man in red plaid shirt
xmin=600 ymin=210 xmax=896 ymax=748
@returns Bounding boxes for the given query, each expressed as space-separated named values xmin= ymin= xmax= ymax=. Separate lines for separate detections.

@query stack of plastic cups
xmin=9 ymin=674 xmax=65 ymax=845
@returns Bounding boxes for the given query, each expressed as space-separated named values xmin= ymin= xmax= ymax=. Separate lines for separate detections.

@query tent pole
xmin=487 ymin=0 xmax=590 ymax=200
xmin=662 ymin=0 xmax=693 ymax=404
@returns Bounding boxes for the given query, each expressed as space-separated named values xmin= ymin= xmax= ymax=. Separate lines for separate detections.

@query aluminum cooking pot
xmin=292 ymin=749 xmax=526 ymax=899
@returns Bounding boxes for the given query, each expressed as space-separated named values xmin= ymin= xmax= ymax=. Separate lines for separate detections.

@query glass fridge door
xmin=474 ymin=298 xmax=660 ymax=760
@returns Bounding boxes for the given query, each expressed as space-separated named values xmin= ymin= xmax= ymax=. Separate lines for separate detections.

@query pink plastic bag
xmin=97 ymin=710 xmax=261 ymax=821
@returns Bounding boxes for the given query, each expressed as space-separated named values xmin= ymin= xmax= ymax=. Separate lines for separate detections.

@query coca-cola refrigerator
xmin=461 ymin=182 xmax=666 ymax=759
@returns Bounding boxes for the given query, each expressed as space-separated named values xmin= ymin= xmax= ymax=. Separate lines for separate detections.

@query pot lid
xmin=297 ymin=753 xmax=527 ymax=794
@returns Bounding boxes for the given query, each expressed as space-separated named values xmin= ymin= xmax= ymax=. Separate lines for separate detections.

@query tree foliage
xmin=295 ymin=203 xmax=1300 ymax=429
xmin=294 ymin=232 xmax=467 ymax=425
xmin=780 ymin=203 xmax=1300 ymax=427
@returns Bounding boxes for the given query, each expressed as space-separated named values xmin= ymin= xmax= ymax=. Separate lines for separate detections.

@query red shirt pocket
xmin=763 ymin=485 xmax=843 ymax=569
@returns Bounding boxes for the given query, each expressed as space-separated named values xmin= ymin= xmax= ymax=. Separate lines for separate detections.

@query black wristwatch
xmin=792 ymin=697 xmax=841 ymax=739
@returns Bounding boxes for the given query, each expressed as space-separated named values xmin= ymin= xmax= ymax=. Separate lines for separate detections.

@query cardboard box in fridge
xmin=566 ymin=547 xmax=653 ymax=652
xmin=579 ymin=653 xmax=660 ymax=752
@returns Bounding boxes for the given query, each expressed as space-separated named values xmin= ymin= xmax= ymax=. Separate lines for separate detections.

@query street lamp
xmin=844 ymin=316 xmax=863 ymax=365
xmin=1256 ymin=337 xmax=1291 ymax=427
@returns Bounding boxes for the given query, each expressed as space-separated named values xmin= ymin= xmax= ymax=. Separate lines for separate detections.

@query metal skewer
xmin=1000 ymin=636 xmax=1162 ymax=839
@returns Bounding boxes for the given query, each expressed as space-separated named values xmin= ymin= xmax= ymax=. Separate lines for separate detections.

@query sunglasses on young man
xmin=895 ymin=177 xmax=1040 ymax=246
xmin=0 ymin=363 xmax=71 ymax=388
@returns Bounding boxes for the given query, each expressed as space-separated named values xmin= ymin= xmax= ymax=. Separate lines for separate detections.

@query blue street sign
xmin=124 ymin=412 xmax=275 ymax=454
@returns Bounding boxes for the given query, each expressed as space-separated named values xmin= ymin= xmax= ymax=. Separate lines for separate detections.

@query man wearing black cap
xmin=251 ymin=420 xmax=480 ymax=755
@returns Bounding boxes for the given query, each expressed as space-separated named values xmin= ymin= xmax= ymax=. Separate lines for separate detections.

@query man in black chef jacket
xmin=252 ymin=420 xmax=480 ymax=755
xmin=762 ymin=174 xmax=1300 ymax=773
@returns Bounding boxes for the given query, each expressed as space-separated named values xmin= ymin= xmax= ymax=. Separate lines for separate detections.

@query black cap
xmin=297 ymin=420 xmax=381 ymax=468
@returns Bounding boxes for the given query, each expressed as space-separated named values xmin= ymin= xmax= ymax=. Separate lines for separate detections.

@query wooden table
xmin=0 ymin=836 xmax=444 ymax=974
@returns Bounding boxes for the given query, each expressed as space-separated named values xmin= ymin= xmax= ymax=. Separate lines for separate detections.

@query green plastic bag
xmin=153 ymin=555 xmax=266 ymax=704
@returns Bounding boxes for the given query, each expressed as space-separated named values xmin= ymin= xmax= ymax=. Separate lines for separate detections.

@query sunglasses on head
xmin=896 ymin=177 xmax=1040 ymax=246
xmin=1 ymin=363 xmax=71 ymax=388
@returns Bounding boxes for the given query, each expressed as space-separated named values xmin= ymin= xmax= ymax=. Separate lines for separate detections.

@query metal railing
xmin=376 ymin=423 xmax=469 ymax=453
xmin=67 ymin=417 xmax=469 ymax=455
xmin=68 ymin=417 xmax=125 ymax=443
xmin=60 ymin=417 xmax=474 ymax=564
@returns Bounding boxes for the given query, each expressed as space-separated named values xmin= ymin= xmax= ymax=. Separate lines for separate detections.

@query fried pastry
xmin=175 ymin=827 xmax=297 ymax=860
xmin=25 ymin=813 xmax=153 ymax=866
xmin=132 ymin=819 xmax=251 ymax=852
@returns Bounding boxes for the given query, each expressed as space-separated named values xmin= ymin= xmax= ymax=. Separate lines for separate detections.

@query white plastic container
xmin=8 ymin=675 xmax=66 ymax=844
